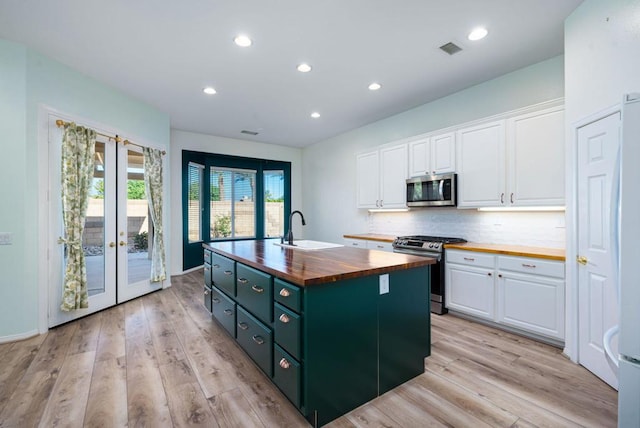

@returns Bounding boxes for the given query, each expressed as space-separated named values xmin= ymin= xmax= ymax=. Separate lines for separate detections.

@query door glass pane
xmin=85 ymin=141 xmax=106 ymax=296
xmin=188 ymin=162 xmax=203 ymax=243
xmin=264 ymin=170 xmax=285 ymax=237
xmin=210 ymin=167 xmax=256 ymax=239
xmin=126 ymin=149 xmax=151 ymax=285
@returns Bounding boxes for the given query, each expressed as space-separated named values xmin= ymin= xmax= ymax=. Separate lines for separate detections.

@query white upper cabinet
xmin=457 ymin=104 xmax=565 ymax=208
xmin=456 ymin=120 xmax=507 ymax=207
xmin=507 ymin=106 xmax=565 ymax=206
xmin=408 ymin=132 xmax=455 ymax=177
xmin=357 ymin=143 xmax=408 ymax=209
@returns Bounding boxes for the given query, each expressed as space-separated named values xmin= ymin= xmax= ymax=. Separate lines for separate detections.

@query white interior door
xmin=576 ymin=111 xmax=621 ymax=389
xmin=48 ymin=116 xmax=162 ymax=327
xmin=116 ymin=145 xmax=161 ymax=302
xmin=48 ymin=116 xmax=117 ymax=327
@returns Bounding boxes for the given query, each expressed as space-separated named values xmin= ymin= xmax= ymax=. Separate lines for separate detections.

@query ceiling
xmin=0 ymin=0 xmax=582 ymax=147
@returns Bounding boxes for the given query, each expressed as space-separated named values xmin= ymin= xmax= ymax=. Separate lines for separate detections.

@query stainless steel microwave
xmin=406 ymin=173 xmax=457 ymax=207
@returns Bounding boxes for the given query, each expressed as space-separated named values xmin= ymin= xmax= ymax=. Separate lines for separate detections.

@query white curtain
xmin=143 ymin=147 xmax=166 ymax=282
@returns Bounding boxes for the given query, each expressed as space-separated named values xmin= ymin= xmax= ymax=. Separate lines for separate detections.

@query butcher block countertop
xmin=444 ymin=242 xmax=566 ymax=261
xmin=343 ymin=233 xmax=396 ymax=242
xmin=203 ymin=239 xmax=435 ymax=286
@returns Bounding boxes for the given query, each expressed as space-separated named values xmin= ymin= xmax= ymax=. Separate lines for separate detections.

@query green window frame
xmin=182 ymin=150 xmax=291 ymax=270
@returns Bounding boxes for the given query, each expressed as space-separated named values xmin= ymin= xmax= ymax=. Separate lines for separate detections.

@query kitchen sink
xmin=274 ymin=240 xmax=344 ymax=250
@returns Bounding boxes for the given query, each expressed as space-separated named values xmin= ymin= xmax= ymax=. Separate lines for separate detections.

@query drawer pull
xmin=213 ymin=264 xmax=220 ymax=269
xmin=204 ymin=267 xmax=210 ymax=272
xmin=464 ymin=257 xmax=475 ymax=262
xmin=522 ymin=263 xmax=536 ymax=268
xmin=279 ymin=313 xmax=290 ymax=323
xmin=238 ymin=278 xmax=249 ymax=284
xmin=252 ymin=335 xmax=265 ymax=345
xmin=279 ymin=358 xmax=291 ymax=369
xmin=488 ymin=272 xmax=492 ymax=276
xmin=377 ymin=245 xmax=384 ymax=249
xmin=212 ymin=297 xmax=220 ymax=304
xmin=204 ymin=290 xmax=209 ymax=295
xmin=238 ymin=322 xmax=249 ymax=330
xmin=224 ymin=270 xmax=233 ymax=276
xmin=223 ymin=309 xmax=233 ymax=316
xmin=251 ymin=285 xmax=264 ymax=293
xmin=279 ymin=288 xmax=290 ymax=297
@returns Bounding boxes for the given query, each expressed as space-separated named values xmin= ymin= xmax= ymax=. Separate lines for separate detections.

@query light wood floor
xmin=0 ymin=270 xmax=617 ymax=427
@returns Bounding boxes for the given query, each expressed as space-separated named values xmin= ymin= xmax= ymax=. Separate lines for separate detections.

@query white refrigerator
xmin=608 ymin=93 xmax=640 ymax=427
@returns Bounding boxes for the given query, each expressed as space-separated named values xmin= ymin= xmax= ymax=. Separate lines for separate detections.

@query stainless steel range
xmin=392 ymin=235 xmax=467 ymax=315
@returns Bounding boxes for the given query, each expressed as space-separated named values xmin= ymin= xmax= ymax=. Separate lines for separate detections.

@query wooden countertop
xmin=203 ymin=239 xmax=435 ymax=286
xmin=444 ymin=242 xmax=565 ymax=261
xmin=343 ymin=233 xmax=396 ymax=243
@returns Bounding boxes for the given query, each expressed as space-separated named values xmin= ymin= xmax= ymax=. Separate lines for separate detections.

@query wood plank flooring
xmin=0 ymin=270 xmax=617 ymax=427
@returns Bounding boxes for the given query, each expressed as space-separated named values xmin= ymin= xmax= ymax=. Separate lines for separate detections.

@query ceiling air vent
xmin=439 ymin=42 xmax=462 ymax=55
xmin=241 ymin=130 xmax=259 ymax=136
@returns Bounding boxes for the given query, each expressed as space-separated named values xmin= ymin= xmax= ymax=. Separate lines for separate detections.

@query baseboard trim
xmin=0 ymin=329 xmax=41 ymax=344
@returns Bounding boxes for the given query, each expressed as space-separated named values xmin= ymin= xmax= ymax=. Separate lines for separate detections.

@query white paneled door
xmin=576 ymin=111 xmax=621 ymax=389
xmin=48 ymin=115 xmax=160 ymax=328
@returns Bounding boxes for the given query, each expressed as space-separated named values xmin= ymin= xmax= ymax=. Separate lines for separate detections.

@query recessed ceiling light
xmin=234 ymin=35 xmax=252 ymax=47
xmin=203 ymin=87 xmax=217 ymax=95
xmin=468 ymin=27 xmax=488 ymax=41
xmin=368 ymin=82 xmax=381 ymax=91
xmin=297 ymin=63 xmax=312 ymax=73
xmin=310 ymin=112 xmax=320 ymax=119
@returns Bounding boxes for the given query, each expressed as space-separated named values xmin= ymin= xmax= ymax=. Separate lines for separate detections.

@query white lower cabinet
xmin=446 ymin=249 xmax=565 ymax=341
xmin=343 ymin=238 xmax=393 ymax=252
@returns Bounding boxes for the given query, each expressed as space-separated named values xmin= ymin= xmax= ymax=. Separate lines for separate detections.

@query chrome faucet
xmin=285 ymin=210 xmax=306 ymax=245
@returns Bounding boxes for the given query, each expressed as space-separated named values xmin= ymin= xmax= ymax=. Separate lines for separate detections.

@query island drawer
xmin=211 ymin=286 xmax=236 ymax=338
xmin=211 ymin=253 xmax=236 ymax=297
xmin=274 ymin=303 xmax=301 ymax=361
xmin=204 ymin=249 xmax=212 ymax=265
xmin=203 ymin=285 xmax=212 ymax=314
xmin=204 ymin=263 xmax=212 ymax=287
xmin=274 ymin=279 xmax=302 ymax=313
xmin=273 ymin=344 xmax=301 ymax=410
xmin=236 ymin=263 xmax=273 ymax=324
xmin=236 ymin=306 xmax=273 ymax=377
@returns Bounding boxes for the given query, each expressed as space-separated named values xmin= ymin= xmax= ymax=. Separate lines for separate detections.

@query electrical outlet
xmin=379 ymin=274 xmax=389 ymax=295
xmin=0 ymin=232 xmax=12 ymax=245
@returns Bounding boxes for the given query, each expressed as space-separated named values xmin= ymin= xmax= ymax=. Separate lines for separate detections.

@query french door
xmin=48 ymin=115 xmax=161 ymax=327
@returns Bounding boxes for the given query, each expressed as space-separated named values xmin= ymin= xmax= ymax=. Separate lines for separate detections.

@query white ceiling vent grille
xmin=241 ymin=130 xmax=259 ymax=136
xmin=439 ymin=42 xmax=462 ymax=55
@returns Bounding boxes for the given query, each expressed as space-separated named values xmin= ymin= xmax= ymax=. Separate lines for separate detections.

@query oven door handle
xmin=393 ymin=248 xmax=442 ymax=261
xmin=438 ymin=180 xmax=445 ymax=201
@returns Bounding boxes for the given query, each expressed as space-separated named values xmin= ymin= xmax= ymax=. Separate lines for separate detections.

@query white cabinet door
xmin=497 ymin=271 xmax=565 ymax=340
xmin=456 ymin=120 xmax=506 ymax=207
xmin=508 ymin=106 xmax=565 ymax=206
xmin=446 ymin=263 xmax=495 ymax=320
xmin=379 ymin=143 xmax=408 ymax=208
xmin=365 ymin=240 xmax=393 ymax=252
xmin=408 ymin=133 xmax=455 ymax=177
xmin=431 ymin=132 xmax=456 ymax=175
xmin=344 ymin=238 xmax=367 ymax=249
xmin=356 ymin=150 xmax=379 ymax=208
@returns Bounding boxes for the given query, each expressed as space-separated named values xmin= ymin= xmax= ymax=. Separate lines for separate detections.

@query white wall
xmin=564 ymin=0 xmax=640 ymax=360
xmin=169 ymin=129 xmax=303 ymax=274
xmin=302 ymin=56 xmax=566 ymax=244
xmin=0 ymin=39 xmax=170 ymax=341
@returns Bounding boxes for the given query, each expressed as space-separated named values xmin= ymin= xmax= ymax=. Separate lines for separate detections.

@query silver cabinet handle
xmin=238 ymin=278 xmax=249 ymax=284
xmin=212 ymin=297 xmax=220 ymax=304
xmin=279 ymin=357 xmax=290 ymax=369
xmin=224 ymin=270 xmax=233 ymax=276
xmin=251 ymin=285 xmax=264 ymax=293
xmin=463 ymin=257 xmax=475 ymax=262
xmin=213 ymin=264 xmax=220 ymax=269
xmin=204 ymin=290 xmax=209 ymax=295
xmin=223 ymin=309 xmax=233 ymax=316
xmin=521 ymin=263 xmax=536 ymax=268
xmin=500 ymin=193 xmax=505 ymax=204
xmin=252 ymin=335 xmax=265 ymax=345
xmin=279 ymin=313 xmax=290 ymax=323
xmin=238 ymin=322 xmax=249 ymax=330
xmin=510 ymin=193 xmax=514 ymax=204
xmin=279 ymin=288 xmax=290 ymax=297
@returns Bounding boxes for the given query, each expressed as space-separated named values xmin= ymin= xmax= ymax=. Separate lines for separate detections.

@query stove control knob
xmin=434 ymin=243 xmax=441 ymax=249
xmin=428 ymin=243 xmax=434 ymax=248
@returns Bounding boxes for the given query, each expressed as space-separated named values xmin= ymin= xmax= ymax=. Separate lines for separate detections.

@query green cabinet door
xmin=236 ymin=306 xmax=273 ymax=377
xmin=274 ymin=303 xmax=301 ymax=361
xmin=274 ymin=279 xmax=302 ymax=312
xmin=236 ymin=263 xmax=273 ymax=324
xmin=211 ymin=286 xmax=236 ymax=338
xmin=273 ymin=344 xmax=302 ymax=409
xmin=211 ymin=253 xmax=236 ymax=297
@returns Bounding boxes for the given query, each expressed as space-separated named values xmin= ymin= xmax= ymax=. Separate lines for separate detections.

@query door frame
xmin=37 ymin=105 xmax=170 ymax=334
xmin=565 ymin=102 xmax=621 ymax=362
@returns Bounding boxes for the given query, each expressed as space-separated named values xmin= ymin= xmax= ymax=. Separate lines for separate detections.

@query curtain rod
xmin=55 ymin=119 xmax=166 ymax=155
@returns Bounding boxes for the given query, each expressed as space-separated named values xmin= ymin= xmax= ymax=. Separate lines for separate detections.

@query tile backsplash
xmin=369 ymin=208 xmax=565 ymax=248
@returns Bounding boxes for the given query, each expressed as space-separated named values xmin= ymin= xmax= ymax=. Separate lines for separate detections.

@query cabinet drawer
xmin=273 ymin=344 xmax=301 ymax=409
xmin=204 ymin=249 xmax=212 ymax=265
xmin=446 ymin=250 xmax=495 ymax=268
xmin=203 ymin=285 xmax=212 ymax=314
xmin=236 ymin=307 xmax=273 ymax=377
xmin=274 ymin=303 xmax=301 ymax=361
xmin=366 ymin=241 xmax=393 ymax=252
xmin=204 ymin=263 xmax=212 ymax=287
xmin=211 ymin=286 xmax=236 ymax=338
xmin=274 ymin=279 xmax=302 ymax=313
xmin=211 ymin=253 xmax=236 ymax=297
xmin=344 ymin=238 xmax=366 ymax=249
xmin=498 ymin=256 xmax=565 ymax=279
xmin=237 ymin=263 xmax=273 ymax=324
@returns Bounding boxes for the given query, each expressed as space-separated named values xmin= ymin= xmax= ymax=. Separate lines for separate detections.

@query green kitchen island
xmin=202 ymin=239 xmax=435 ymax=427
